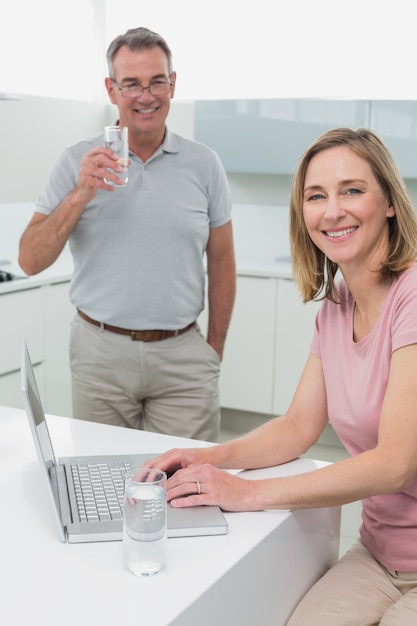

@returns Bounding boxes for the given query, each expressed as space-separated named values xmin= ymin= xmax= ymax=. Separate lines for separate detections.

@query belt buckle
xmin=131 ymin=329 xmax=154 ymax=342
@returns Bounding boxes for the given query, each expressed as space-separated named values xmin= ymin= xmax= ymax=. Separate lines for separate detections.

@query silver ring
xmin=195 ymin=480 xmax=201 ymax=495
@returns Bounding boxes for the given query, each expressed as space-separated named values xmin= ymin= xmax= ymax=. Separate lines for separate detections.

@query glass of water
xmin=123 ymin=469 xmax=167 ymax=576
xmin=103 ymin=125 xmax=129 ymax=186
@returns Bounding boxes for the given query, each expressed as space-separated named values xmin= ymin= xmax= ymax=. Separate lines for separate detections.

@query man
xmin=18 ymin=27 xmax=236 ymax=442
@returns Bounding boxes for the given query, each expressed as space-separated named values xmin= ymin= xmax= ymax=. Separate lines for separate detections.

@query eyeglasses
xmin=111 ymin=77 xmax=172 ymax=98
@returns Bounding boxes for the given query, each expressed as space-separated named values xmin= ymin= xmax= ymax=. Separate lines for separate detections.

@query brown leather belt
xmin=77 ymin=310 xmax=195 ymax=342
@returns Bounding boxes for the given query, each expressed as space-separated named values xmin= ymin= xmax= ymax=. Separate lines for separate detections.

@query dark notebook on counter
xmin=20 ymin=341 xmax=228 ymax=543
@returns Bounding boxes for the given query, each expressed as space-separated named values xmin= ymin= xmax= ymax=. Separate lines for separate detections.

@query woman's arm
xmin=166 ymin=343 xmax=417 ymax=511
xmin=145 ymin=353 xmax=329 ymax=474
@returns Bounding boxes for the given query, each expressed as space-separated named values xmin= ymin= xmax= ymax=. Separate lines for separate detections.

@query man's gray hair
xmin=106 ymin=26 xmax=173 ymax=77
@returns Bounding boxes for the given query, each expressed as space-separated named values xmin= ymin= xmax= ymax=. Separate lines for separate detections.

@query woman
xmin=146 ymin=128 xmax=417 ymax=624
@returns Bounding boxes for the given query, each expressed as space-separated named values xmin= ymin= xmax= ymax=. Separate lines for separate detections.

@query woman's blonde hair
xmin=290 ymin=127 xmax=417 ymax=303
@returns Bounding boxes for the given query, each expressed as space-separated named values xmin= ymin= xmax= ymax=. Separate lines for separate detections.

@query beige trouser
xmin=69 ymin=314 xmax=221 ymax=441
xmin=286 ymin=539 xmax=417 ymax=626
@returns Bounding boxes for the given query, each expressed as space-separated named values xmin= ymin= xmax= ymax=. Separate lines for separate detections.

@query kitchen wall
xmin=0 ymin=97 xmax=196 ymax=263
xmin=0 ymin=105 xmax=293 ymax=292
xmin=0 ymin=96 xmax=294 ymax=208
xmin=3 ymin=96 xmax=417 ymax=255
xmin=0 ymin=96 xmax=110 ymax=203
xmin=0 ymin=97 xmax=290 ymax=264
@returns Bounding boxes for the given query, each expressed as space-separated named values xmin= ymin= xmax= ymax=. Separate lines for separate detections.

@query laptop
xmin=20 ymin=341 xmax=228 ymax=543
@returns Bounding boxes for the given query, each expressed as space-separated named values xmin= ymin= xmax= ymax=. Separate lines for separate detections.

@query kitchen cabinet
xmin=369 ymin=100 xmax=417 ymax=178
xmin=0 ymin=286 xmax=44 ymax=375
xmin=44 ymin=281 xmax=74 ymax=418
xmin=195 ymin=99 xmax=370 ymax=174
xmin=273 ymin=278 xmax=320 ymax=415
xmin=0 ymin=370 xmax=22 ymax=408
xmin=2 ymin=271 xmax=317 ymax=421
xmin=219 ymin=276 xmax=276 ymax=413
xmin=0 ymin=286 xmax=45 ymax=406
xmin=199 ymin=273 xmax=318 ymax=416
xmin=204 ymin=276 xmax=278 ymax=413
xmin=0 ymin=280 xmax=73 ymax=416
xmin=195 ymin=97 xmax=417 ymax=179
xmin=0 ymin=363 xmax=44 ymax=409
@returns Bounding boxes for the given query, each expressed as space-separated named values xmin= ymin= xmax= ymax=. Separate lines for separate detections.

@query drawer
xmin=0 ymin=287 xmax=44 ymax=375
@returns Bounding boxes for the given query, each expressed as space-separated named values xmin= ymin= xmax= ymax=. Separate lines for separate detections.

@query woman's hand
xmin=143 ymin=447 xmax=212 ymax=476
xmin=144 ymin=448 xmax=258 ymax=511
xmin=166 ymin=464 xmax=258 ymax=512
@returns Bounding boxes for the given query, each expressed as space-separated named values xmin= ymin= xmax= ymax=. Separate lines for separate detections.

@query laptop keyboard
xmin=70 ymin=461 xmax=133 ymax=523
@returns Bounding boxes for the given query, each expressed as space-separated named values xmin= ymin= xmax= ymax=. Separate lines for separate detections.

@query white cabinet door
xmin=0 ymin=281 xmax=72 ymax=415
xmin=199 ymin=275 xmax=278 ymax=414
xmin=273 ymin=279 xmax=320 ymax=415
xmin=195 ymin=99 xmax=369 ymax=174
xmin=0 ymin=371 xmax=22 ymax=408
xmin=0 ymin=286 xmax=44 ymax=378
xmin=369 ymin=100 xmax=417 ymax=178
xmin=0 ymin=363 xmax=45 ymax=409
xmin=44 ymin=281 xmax=74 ymax=417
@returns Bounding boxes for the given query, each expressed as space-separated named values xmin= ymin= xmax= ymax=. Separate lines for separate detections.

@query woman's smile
xmin=323 ymin=226 xmax=359 ymax=239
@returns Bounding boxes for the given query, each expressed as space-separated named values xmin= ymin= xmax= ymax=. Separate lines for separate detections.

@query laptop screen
xmin=21 ymin=341 xmax=63 ymax=532
xmin=21 ymin=342 xmax=56 ymax=468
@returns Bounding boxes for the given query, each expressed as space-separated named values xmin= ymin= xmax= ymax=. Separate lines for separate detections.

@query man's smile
xmin=134 ymin=106 xmax=159 ymax=115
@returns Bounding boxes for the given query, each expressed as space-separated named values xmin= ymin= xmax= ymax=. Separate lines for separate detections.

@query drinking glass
xmin=103 ymin=125 xmax=129 ymax=186
xmin=123 ymin=469 xmax=167 ymax=576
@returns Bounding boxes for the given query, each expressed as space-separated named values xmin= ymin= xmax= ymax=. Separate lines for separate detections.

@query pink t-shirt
xmin=311 ymin=264 xmax=417 ymax=570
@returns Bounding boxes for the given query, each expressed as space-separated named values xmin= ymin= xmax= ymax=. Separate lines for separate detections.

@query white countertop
xmin=0 ymin=201 xmax=292 ymax=295
xmin=0 ymin=406 xmax=340 ymax=626
xmin=0 ymin=251 xmax=73 ymax=294
xmin=236 ymin=254 xmax=292 ymax=278
xmin=0 ymin=252 xmax=292 ymax=295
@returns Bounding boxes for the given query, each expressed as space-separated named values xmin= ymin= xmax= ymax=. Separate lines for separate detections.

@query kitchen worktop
xmin=0 ymin=249 xmax=73 ymax=294
xmin=0 ymin=201 xmax=292 ymax=295
xmin=0 ymin=201 xmax=75 ymax=294
xmin=0 ymin=251 xmax=292 ymax=296
xmin=236 ymin=255 xmax=292 ymax=279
